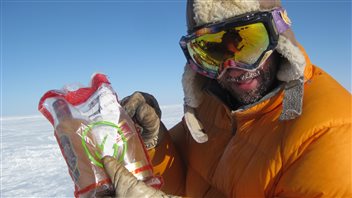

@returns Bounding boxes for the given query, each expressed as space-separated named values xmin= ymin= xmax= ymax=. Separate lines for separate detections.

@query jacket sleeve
xmin=147 ymin=121 xmax=187 ymax=195
xmin=274 ymin=124 xmax=352 ymax=197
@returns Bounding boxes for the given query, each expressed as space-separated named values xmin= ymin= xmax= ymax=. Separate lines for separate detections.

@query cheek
xmin=260 ymin=57 xmax=279 ymax=81
xmin=262 ymin=59 xmax=276 ymax=72
xmin=266 ymin=53 xmax=280 ymax=72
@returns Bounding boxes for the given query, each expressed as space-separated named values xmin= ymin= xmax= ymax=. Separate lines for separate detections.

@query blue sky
xmin=1 ymin=0 xmax=351 ymax=116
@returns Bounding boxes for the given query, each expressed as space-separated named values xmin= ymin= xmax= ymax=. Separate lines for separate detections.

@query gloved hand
xmin=103 ymin=156 xmax=173 ymax=197
xmin=120 ymin=92 xmax=164 ymax=149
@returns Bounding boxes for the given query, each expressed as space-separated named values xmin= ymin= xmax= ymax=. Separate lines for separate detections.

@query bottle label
xmin=59 ymin=135 xmax=80 ymax=183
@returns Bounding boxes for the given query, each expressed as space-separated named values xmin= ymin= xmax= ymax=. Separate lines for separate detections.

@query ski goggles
xmin=179 ymin=8 xmax=291 ymax=79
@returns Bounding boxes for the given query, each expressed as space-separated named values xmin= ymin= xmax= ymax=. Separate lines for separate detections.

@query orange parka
xmin=148 ymin=47 xmax=352 ymax=197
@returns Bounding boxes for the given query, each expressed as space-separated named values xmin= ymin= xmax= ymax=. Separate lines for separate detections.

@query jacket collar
xmin=205 ymin=79 xmax=284 ymax=120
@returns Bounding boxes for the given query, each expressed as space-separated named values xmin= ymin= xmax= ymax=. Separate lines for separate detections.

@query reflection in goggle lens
xmin=187 ymin=23 xmax=270 ymax=73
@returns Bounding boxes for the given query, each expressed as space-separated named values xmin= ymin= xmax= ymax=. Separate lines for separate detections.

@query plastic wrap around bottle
xmin=38 ymin=73 xmax=162 ymax=197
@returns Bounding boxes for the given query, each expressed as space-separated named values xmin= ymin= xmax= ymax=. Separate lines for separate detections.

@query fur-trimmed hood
xmin=182 ymin=0 xmax=307 ymax=143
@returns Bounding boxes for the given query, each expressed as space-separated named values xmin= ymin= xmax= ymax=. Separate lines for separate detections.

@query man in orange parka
xmin=102 ymin=0 xmax=352 ymax=197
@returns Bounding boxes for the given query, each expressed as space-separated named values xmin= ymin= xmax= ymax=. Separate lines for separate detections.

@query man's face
xmin=217 ymin=52 xmax=280 ymax=105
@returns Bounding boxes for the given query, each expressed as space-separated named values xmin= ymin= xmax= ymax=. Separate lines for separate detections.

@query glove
xmin=103 ymin=156 xmax=175 ymax=197
xmin=120 ymin=92 xmax=164 ymax=149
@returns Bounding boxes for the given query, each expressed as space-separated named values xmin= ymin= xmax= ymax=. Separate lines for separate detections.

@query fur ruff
xmin=193 ymin=0 xmax=260 ymax=25
xmin=276 ymin=36 xmax=306 ymax=82
xmin=182 ymin=64 xmax=205 ymax=108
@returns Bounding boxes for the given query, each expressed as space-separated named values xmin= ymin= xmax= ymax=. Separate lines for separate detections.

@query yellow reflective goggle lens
xmin=187 ymin=22 xmax=270 ymax=72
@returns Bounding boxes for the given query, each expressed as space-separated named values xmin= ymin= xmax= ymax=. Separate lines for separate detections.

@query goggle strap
xmin=272 ymin=8 xmax=291 ymax=34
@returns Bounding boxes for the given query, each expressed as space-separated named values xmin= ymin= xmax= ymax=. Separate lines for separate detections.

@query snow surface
xmin=1 ymin=104 xmax=183 ymax=197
